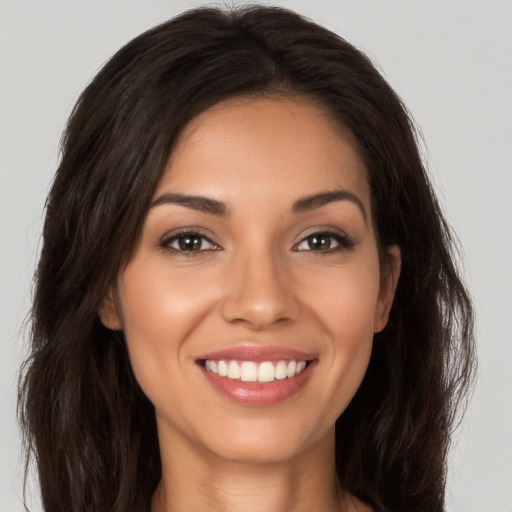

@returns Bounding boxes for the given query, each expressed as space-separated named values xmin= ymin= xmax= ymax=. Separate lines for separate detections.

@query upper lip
xmin=196 ymin=345 xmax=316 ymax=362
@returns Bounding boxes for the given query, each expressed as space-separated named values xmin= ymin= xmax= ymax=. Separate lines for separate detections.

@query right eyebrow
xmin=150 ymin=193 xmax=228 ymax=216
xmin=291 ymin=190 xmax=367 ymax=225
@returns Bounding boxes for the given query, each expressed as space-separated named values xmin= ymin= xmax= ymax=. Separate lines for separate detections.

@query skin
xmin=100 ymin=97 xmax=400 ymax=512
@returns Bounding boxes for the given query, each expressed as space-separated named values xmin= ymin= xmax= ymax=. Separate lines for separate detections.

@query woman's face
xmin=100 ymin=97 xmax=399 ymax=464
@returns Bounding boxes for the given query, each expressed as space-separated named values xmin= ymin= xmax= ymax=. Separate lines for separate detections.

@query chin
xmin=195 ymin=414 xmax=333 ymax=466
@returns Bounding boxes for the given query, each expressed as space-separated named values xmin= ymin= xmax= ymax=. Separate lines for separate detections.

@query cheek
xmin=322 ymin=281 xmax=377 ymax=368
xmin=119 ymin=259 xmax=215 ymax=337
xmin=337 ymin=274 xmax=380 ymax=353
xmin=307 ymin=256 xmax=381 ymax=340
xmin=304 ymin=259 xmax=381 ymax=405
xmin=116 ymin=262 xmax=213 ymax=396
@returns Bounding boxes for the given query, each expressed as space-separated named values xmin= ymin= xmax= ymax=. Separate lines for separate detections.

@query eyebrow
xmin=151 ymin=193 xmax=228 ymax=215
xmin=150 ymin=189 xmax=367 ymax=222
xmin=292 ymin=190 xmax=367 ymax=223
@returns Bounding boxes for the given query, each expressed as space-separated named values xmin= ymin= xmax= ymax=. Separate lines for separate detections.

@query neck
xmin=151 ymin=425 xmax=354 ymax=512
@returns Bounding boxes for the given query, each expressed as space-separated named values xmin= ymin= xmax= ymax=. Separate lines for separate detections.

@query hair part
xmin=19 ymin=5 xmax=475 ymax=512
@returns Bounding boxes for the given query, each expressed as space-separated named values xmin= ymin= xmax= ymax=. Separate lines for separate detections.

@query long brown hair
xmin=19 ymin=5 xmax=475 ymax=512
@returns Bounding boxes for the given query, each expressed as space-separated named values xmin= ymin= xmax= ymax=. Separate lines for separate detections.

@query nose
xmin=220 ymin=248 xmax=301 ymax=330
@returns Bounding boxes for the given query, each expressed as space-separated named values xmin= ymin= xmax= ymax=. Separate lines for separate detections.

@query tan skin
xmin=100 ymin=97 xmax=400 ymax=512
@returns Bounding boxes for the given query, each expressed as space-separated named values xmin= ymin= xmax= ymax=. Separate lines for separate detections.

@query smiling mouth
xmin=202 ymin=359 xmax=308 ymax=383
xmin=196 ymin=346 xmax=316 ymax=405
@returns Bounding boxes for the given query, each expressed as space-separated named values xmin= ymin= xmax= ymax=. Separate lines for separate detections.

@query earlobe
xmin=374 ymin=244 xmax=401 ymax=333
xmin=98 ymin=287 xmax=122 ymax=331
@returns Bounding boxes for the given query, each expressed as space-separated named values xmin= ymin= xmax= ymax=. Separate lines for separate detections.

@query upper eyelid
xmin=295 ymin=226 xmax=350 ymax=240
xmin=165 ymin=233 xmax=215 ymax=244
xmin=160 ymin=227 xmax=218 ymax=243
xmin=299 ymin=230 xmax=346 ymax=240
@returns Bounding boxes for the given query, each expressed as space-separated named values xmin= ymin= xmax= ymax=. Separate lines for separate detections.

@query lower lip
xmin=200 ymin=362 xmax=314 ymax=406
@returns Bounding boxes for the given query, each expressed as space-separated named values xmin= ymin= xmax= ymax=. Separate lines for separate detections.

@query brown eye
xmin=162 ymin=232 xmax=218 ymax=253
xmin=177 ymin=234 xmax=203 ymax=251
xmin=305 ymin=234 xmax=332 ymax=251
xmin=296 ymin=233 xmax=339 ymax=251
xmin=295 ymin=231 xmax=355 ymax=253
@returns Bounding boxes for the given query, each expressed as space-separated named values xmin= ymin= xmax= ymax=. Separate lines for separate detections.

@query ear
xmin=374 ymin=245 xmax=401 ymax=333
xmin=98 ymin=286 xmax=123 ymax=331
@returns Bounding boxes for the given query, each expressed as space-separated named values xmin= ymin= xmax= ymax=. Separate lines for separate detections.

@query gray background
xmin=1 ymin=1 xmax=511 ymax=510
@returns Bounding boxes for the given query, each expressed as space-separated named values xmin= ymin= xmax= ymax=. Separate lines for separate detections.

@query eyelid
xmin=159 ymin=227 xmax=221 ymax=252
xmin=293 ymin=227 xmax=356 ymax=252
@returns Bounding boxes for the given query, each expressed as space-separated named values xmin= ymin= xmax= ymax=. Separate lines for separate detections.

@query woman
xmin=19 ymin=5 xmax=475 ymax=512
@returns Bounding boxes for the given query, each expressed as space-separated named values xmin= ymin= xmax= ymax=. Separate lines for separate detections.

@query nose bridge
xmin=221 ymin=241 xmax=299 ymax=328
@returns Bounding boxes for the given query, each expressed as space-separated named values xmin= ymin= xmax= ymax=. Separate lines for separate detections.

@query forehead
xmin=156 ymin=96 xmax=370 ymax=210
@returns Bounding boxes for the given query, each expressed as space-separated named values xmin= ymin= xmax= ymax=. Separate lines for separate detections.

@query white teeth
xmin=240 ymin=361 xmax=258 ymax=382
xmin=217 ymin=360 xmax=228 ymax=377
xmin=204 ymin=359 xmax=308 ymax=382
xmin=274 ymin=361 xmax=287 ymax=380
xmin=258 ymin=361 xmax=275 ymax=382
xmin=227 ymin=361 xmax=241 ymax=379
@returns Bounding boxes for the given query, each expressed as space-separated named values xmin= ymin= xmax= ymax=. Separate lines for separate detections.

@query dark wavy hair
xmin=18 ymin=5 xmax=475 ymax=512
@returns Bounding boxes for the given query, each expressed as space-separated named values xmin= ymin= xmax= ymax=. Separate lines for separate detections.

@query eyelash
xmin=293 ymin=230 xmax=355 ymax=253
xmin=160 ymin=228 xmax=355 ymax=256
xmin=160 ymin=229 xmax=220 ymax=256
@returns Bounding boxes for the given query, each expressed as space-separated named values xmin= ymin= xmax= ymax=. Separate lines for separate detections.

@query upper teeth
xmin=205 ymin=360 xmax=307 ymax=382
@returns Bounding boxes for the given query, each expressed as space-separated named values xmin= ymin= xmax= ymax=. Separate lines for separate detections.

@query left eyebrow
xmin=150 ymin=193 xmax=228 ymax=216
xmin=291 ymin=190 xmax=367 ymax=224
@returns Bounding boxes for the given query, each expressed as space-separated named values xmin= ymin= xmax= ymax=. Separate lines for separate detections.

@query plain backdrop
xmin=1 ymin=1 xmax=511 ymax=511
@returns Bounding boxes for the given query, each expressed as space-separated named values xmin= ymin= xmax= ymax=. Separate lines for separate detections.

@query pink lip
xmin=196 ymin=345 xmax=316 ymax=406
xmin=196 ymin=345 xmax=315 ymax=363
